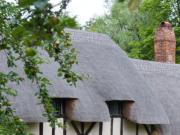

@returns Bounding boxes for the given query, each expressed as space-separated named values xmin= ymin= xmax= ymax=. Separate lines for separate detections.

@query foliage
xmin=128 ymin=0 xmax=142 ymax=11
xmin=86 ymin=0 xmax=180 ymax=62
xmin=61 ymin=13 xmax=80 ymax=29
xmin=85 ymin=1 xmax=142 ymax=56
xmin=126 ymin=0 xmax=172 ymax=60
xmin=171 ymin=0 xmax=180 ymax=26
xmin=106 ymin=0 xmax=143 ymax=10
xmin=0 ymin=0 xmax=81 ymax=134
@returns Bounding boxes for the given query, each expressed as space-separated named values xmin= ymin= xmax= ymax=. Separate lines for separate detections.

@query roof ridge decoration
xmin=131 ymin=58 xmax=180 ymax=77
xmin=65 ymin=28 xmax=115 ymax=45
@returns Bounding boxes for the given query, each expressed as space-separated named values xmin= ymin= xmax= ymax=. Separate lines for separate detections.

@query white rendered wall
xmin=102 ymin=121 xmax=111 ymax=135
xmin=27 ymin=118 xmax=149 ymax=135
xmin=88 ymin=123 xmax=99 ymax=135
xmin=66 ymin=121 xmax=79 ymax=135
xmin=43 ymin=122 xmax=52 ymax=135
xmin=113 ymin=118 xmax=121 ymax=135
xmin=55 ymin=118 xmax=64 ymax=135
xmin=139 ymin=124 xmax=148 ymax=135
xmin=27 ymin=123 xmax=39 ymax=135
xmin=123 ymin=119 xmax=136 ymax=135
xmin=123 ymin=119 xmax=148 ymax=135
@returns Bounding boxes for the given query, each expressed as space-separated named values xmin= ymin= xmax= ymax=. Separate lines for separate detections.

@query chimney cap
xmin=160 ymin=21 xmax=172 ymax=28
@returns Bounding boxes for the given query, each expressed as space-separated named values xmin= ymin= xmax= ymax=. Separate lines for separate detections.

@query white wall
xmin=27 ymin=123 xmax=39 ymax=135
xmin=55 ymin=118 xmax=64 ymax=135
xmin=103 ymin=121 xmax=111 ymax=135
xmin=123 ymin=119 xmax=148 ymax=135
xmin=123 ymin=119 xmax=136 ymax=135
xmin=66 ymin=121 xmax=79 ymax=135
xmin=89 ymin=123 xmax=99 ymax=135
xmin=139 ymin=124 xmax=148 ymax=135
xmin=113 ymin=118 xmax=121 ymax=135
xmin=27 ymin=118 xmax=149 ymax=135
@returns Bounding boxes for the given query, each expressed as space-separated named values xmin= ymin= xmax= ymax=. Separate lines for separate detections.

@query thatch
xmin=132 ymin=59 xmax=180 ymax=135
xmin=0 ymin=29 xmax=169 ymax=124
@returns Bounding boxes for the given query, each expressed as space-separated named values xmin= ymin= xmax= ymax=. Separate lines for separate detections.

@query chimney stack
xmin=154 ymin=21 xmax=176 ymax=63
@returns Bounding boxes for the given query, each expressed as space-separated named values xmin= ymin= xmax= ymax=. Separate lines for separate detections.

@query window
xmin=52 ymin=98 xmax=65 ymax=117
xmin=106 ymin=101 xmax=122 ymax=117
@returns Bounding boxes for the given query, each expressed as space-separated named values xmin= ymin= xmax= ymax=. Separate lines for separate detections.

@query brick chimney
xmin=154 ymin=21 xmax=176 ymax=63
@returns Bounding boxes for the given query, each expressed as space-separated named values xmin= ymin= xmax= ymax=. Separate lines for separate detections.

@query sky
xmin=7 ymin=0 xmax=107 ymax=25
xmin=51 ymin=0 xmax=107 ymax=25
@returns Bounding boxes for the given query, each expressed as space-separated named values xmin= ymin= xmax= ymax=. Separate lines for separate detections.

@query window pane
xmin=106 ymin=101 xmax=122 ymax=117
xmin=52 ymin=98 xmax=64 ymax=117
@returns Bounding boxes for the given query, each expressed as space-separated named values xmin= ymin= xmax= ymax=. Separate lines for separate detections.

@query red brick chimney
xmin=154 ymin=21 xmax=176 ymax=63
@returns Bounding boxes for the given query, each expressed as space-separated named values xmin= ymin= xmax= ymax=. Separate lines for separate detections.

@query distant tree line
xmin=86 ymin=0 xmax=180 ymax=63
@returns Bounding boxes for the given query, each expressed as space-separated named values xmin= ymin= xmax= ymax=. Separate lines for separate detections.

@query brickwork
xmin=154 ymin=21 xmax=176 ymax=63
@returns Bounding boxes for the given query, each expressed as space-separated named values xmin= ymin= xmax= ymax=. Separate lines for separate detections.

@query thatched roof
xmin=0 ymin=29 xmax=169 ymax=124
xmin=132 ymin=59 xmax=180 ymax=135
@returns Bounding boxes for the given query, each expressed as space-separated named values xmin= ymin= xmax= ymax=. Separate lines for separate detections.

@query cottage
xmin=1 ymin=22 xmax=179 ymax=135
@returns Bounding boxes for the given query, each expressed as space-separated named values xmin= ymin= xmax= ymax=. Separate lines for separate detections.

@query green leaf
xmin=12 ymin=26 xmax=24 ymax=39
xmin=128 ymin=0 xmax=142 ymax=11
xmin=25 ymin=48 xmax=37 ymax=56
xmin=4 ymin=88 xmax=17 ymax=96
xmin=18 ymin=0 xmax=37 ymax=6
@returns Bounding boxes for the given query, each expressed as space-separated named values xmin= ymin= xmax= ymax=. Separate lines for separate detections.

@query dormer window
xmin=52 ymin=98 xmax=65 ymax=117
xmin=106 ymin=101 xmax=122 ymax=117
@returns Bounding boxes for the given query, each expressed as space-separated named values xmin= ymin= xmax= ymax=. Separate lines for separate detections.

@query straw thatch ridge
xmin=132 ymin=59 xmax=180 ymax=135
xmin=0 ymin=29 xmax=169 ymax=124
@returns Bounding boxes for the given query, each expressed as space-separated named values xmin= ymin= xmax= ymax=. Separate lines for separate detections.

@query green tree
xmin=85 ymin=1 xmax=142 ymax=54
xmin=61 ymin=13 xmax=80 ymax=29
xmin=127 ymin=0 xmax=180 ymax=61
xmin=106 ymin=0 xmax=142 ymax=10
xmin=0 ymin=0 xmax=81 ymax=134
xmin=86 ymin=0 xmax=180 ymax=62
xmin=127 ymin=0 xmax=172 ymax=60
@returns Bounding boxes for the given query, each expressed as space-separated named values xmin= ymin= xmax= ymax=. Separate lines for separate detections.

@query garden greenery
xmin=0 ymin=0 xmax=81 ymax=134
xmin=86 ymin=0 xmax=180 ymax=62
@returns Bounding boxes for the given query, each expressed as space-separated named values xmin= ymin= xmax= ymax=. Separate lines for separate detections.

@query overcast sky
xmin=51 ymin=0 xmax=107 ymax=25
xmin=7 ymin=0 xmax=107 ymax=25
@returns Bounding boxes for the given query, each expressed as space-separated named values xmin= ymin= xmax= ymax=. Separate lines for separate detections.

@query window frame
xmin=106 ymin=101 xmax=123 ymax=118
xmin=52 ymin=98 xmax=65 ymax=118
